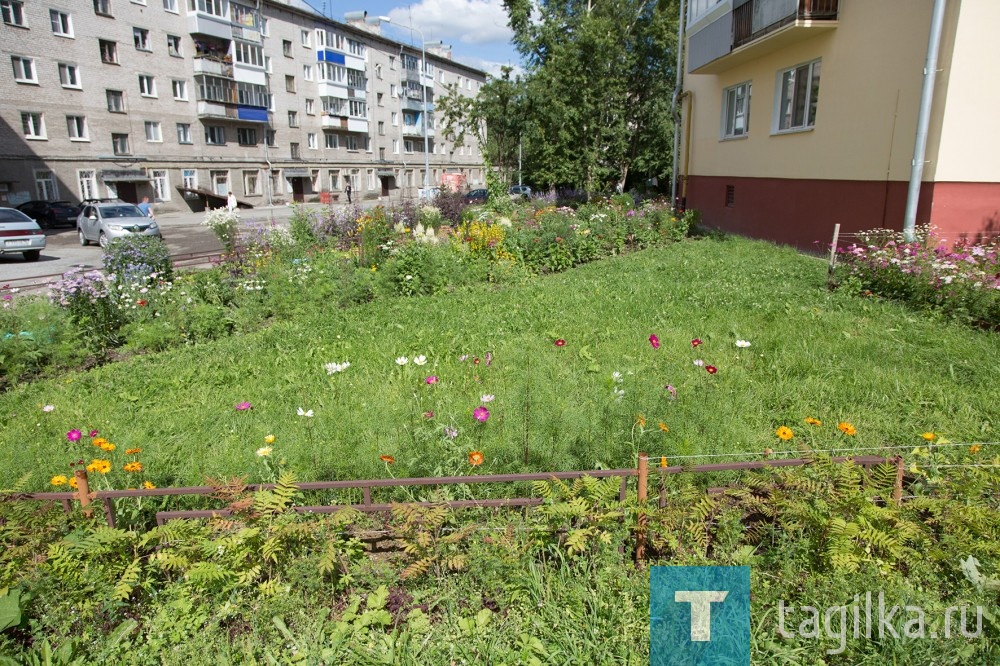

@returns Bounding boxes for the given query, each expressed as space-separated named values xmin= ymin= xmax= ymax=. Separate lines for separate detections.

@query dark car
xmin=16 ymin=201 xmax=80 ymax=229
xmin=463 ymin=188 xmax=488 ymax=204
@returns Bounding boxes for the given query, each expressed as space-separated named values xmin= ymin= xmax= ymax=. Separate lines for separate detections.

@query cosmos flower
xmin=649 ymin=334 xmax=660 ymax=350
xmin=473 ymin=406 xmax=490 ymax=422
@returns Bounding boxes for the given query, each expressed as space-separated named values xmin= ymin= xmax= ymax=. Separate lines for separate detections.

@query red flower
xmin=692 ymin=339 xmax=702 ymax=348
xmin=649 ymin=334 xmax=660 ymax=350
xmin=137 ymin=299 xmax=148 ymax=307
xmin=705 ymin=365 xmax=717 ymax=374
xmin=555 ymin=339 xmax=566 ymax=347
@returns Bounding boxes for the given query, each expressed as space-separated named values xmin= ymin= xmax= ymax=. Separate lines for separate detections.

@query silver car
xmin=77 ymin=202 xmax=161 ymax=248
xmin=0 ymin=207 xmax=46 ymax=262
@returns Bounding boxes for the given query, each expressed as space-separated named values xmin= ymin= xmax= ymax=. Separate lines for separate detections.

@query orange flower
xmin=379 ymin=454 xmax=395 ymax=464
xmin=125 ymin=447 xmax=142 ymax=455
xmin=775 ymin=426 xmax=793 ymax=441
xmin=658 ymin=422 xmax=669 ymax=432
xmin=970 ymin=444 xmax=982 ymax=455
xmin=921 ymin=432 xmax=936 ymax=442
xmin=837 ymin=422 xmax=857 ymax=436
xmin=92 ymin=437 xmax=109 ymax=448
xmin=635 ymin=414 xmax=647 ymax=428
xmin=99 ymin=442 xmax=116 ymax=452
xmin=804 ymin=417 xmax=822 ymax=426
xmin=468 ymin=450 xmax=485 ymax=466
xmin=123 ymin=462 xmax=143 ymax=473
xmin=86 ymin=459 xmax=111 ymax=474
xmin=659 ymin=456 xmax=669 ymax=467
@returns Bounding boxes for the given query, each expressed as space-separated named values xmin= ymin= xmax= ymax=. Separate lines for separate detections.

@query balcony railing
xmin=193 ymin=55 xmax=234 ymax=78
xmin=733 ymin=0 xmax=838 ymax=48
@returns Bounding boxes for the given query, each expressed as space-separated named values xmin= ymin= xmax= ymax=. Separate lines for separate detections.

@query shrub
xmin=102 ymin=236 xmax=173 ymax=286
xmin=432 ymin=189 xmax=469 ymax=224
xmin=47 ymin=267 xmax=123 ymax=351
xmin=288 ymin=204 xmax=320 ymax=248
xmin=201 ymin=208 xmax=241 ymax=253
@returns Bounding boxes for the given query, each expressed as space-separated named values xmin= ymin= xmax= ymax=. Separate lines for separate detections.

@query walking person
xmin=137 ymin=196 xmax=154 ymax=219
xmin=227 ymin=191 xmax=237 ymax=212
xmin=345 ymin=183 xmax=352 ymax=204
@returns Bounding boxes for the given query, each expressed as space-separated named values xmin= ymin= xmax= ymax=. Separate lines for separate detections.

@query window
xmin=390 ymin=84 xmax=397 ymax=98
xmin=100 ymin=40 xmax=118 ymax=64
xmin=243 ymin=170 xmax=260 ymax=195
xmin=300 ymin=29 xmax=310 ymax=47
xmin=367 ymin=169 xmax=375 ymax=190
xmin=260 ymin=17 xmax=267 ymax=35
xmin=776 ymin=59 xmax=820 ymax=132
xmin=725 ymin=184 xmax=735 ymax=207
xmin=377 ymin=121 xmax=384 ymax=136
xmin=21 ymin=112 xmax=45 ymax=139
xmin=303 ymin=64 xmax=312 ymax=81
xmin=404 ymin=139 xmax=413 ymax=153
xmin=67 ymin=116 xmax=88 ymax=140
xmin=305 ymin=98 xmax=315 ymax=115
xmin=107 ymin=90 xmax=125 ymax=112
xmin=282 ymin=39 xmax=292 ymax=57
xmin=35 ymin=171 xmax=58 ymax=200
xmin=285 ymin=75 xmax=295 ymax=93
xmin=11 ymin=56 xmax=36 ymax=83
xmin=348 ymin=39 xmax=364 ymax=57
xmin=389 ymin=56 xmax=396 ymax=70
xmin=134 ymin=27 xmax=150 ymax=51
xmin=167 ymin=34 xmax=182 ymax=56
xmin=2 ymin=1 xmax=26 ymax=26
xmin=191 ymin=0 xmax=224 ymax=16
xmin=290 ymin=142 xmax=300 ymax=159
xmin=391 ymin=112 xmax=398 ymax=126
xmin=347 ymin=69 xmax=365 ymax=88
xmin=265 ymin=130 xmax=276 ymax=147
xmin=144 ymin=121 xmax=162 ymax=142
xmin=112 ymin=133 xmax=130 ymax=155
xmin=287 ymin=110 xmax=298 ymax=127
xmin=264 ymin=55 xmax=271 ymax=73
xmin=377 ymin=92 xmax=383 ymax=106
xmin=176 ymin=123 xmax=192 ymax=143
xmin=307 ymin=133 xmax=317 ymax=149
xmin=349 ymin=100 xmax=366 ymax=118
xmin=328 ymin=169 xmax=340 ymax=190
xmin=163 ymin=0 xmax=178 ymax=12
xmin=346 ymin=135 xmax=358 ymax=151
xmin=324 ymin=133 xmax=338 ymax=149
xmin=78 ymin=170 xmax=99 ymax=200
xmin=150 ymin=170 xmax=169 ymax=201
xmin=237 ymin=127 xmax=257 ymax=145
xmin=182 ymin=169 xmax=198 ymax=189
xmin=722 ymin=82 xmax=750 ymax=139
xmin=172 ymin=79 xmax=188 ymax=100
xmin=50 ymin=10 xmax=73 ymax=36
xmin=58 ymin=63 xmax=81 ymax=89
xmin=205 ymin=126 xmax=225 ymax=145
xmin=94 ymin=0 xmax=112 ymax=16
xmin=392 ymin=139 xmax=398 ymax=154
xmin=235 ymin=42 xmax=263 ymax=67
xmin=138 ymin=74 xmax=156 ymax=97
xmin=379 ymin=147 xmax=385 ymax=160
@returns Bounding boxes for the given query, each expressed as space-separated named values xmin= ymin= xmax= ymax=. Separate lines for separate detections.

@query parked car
xmin=463 ymin=188 xmax=489 ymax=204
xmin=509 ymin=185 xmax=532 ymax=199
xmin=0 ymin=207 xmax=46 ymax=262
xmin=77 ymin=202 xmax=161 ymax=248
xmin=16 ymin=200 xmax=80 ymax=229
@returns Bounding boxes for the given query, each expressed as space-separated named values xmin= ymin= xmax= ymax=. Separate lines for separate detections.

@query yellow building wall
xmin=684 ymin=0 xmax=936 ymax=182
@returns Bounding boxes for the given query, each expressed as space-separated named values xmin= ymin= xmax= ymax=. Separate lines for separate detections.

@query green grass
xmin=2 ymin=235 xmax=999 ymax=492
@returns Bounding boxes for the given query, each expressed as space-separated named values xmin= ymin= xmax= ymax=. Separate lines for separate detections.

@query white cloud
xmin=454 ymin=55 xmax=522 ymax=78
xmin=387 ymin=0 xmax=513 ymax=46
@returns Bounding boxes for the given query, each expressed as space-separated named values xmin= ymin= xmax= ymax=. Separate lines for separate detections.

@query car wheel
xmin=98 ymin=232 xmax=108 ymax=249
xmin=22 ymin=250 xmax=41 ymax=262
xmin=78 ymin=229 xmax=90 ymax=246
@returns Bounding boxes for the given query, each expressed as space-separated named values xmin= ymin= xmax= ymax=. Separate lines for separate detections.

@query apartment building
xmin=0 ymin=0 xmax=487 ymax=212
xmin=679 ymin=0 xmax=1000 ymax=248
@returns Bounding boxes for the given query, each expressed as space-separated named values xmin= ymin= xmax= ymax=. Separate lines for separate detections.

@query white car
xmin=77 ymin=201 xmax=161 ymax=248
xmin=0 ymin=207 xmax=46 ymax=262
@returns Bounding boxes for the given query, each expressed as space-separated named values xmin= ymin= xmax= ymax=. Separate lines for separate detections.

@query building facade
xmin=0 ymin=0 xmax=487 ymax=212
xmin=680 ymin=0 xmax=1000 ymax=248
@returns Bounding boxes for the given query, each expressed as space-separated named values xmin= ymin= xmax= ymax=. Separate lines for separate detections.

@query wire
xmin=641 ymin=441 xmax=997 ymax=462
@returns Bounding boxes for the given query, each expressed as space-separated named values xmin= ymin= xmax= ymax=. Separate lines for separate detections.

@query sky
xmin=304 ymin=0 xmax=522 ymax=76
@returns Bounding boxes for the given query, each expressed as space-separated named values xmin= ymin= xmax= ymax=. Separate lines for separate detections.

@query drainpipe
xmin=903 ymin=0 xmax=947 ymax=241
xmin=670 ymin=0 xmax=686 ymax=209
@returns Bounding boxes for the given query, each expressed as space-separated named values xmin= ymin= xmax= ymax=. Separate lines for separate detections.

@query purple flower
xmin=444 ymin=426 xmax=458 ymax=439
xmin=235 ymin=401 xmax=253 ymax=411
xmin=664 ymin=384 xmax=677 ymax=399
xmin=473 ymin=406 xmax=490 ymax=422
xmin=425 ymin=375 xmax=439 ymax=384
xmin=485 ymin=351 xmax=493 ymax=366
xmin=66 ymin=429 xmax=82 ymax=442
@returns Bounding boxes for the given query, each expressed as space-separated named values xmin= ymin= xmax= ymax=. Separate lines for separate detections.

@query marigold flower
xmin=123 ymin=462 xmax=143 ymax=473
xmin=970 ymin=444 xmax=982 ymax=455
xmin=635 ymin=414 xmax=647 ymax=427
xmin=705 ymin=365 xmax=718 ymax=374
xmin=86 ymin=459 xmax=112 ymax=474
xmin=776 ymin=426 xmax=794 ymax=441
xmin=659 ymin=456 xmax=668 ymax=467
xmin=67 ymin=429 xmax=82 ymax=442
xmin=92 ymin=437 xmax=109 ymax=448
xmin=691 ymin=339 xmax=702 ymax=348
xmin=554 ymin=339 xmax=566 ymax=347
xmin=473 ymin=406 xmax=490 ymax=422
xmin=468 ymin=450 xmax=485 ymax=466
xmin=125 ymin=448 xmax=141 ymax=455
xmin=50 ymin=475 xmax=68 ymax=486
xmin=649 ymin=334 xmax=660 ymax=350
xmin=380 ymin=454 xmax=395 ymax=464
xmin=69 ymin=476 xmax=78 ymax=489
xmin=921 ymin=432 xmax=936 ymax=441
xmin=658 ymin=422 xmax=669 ymax=432
xmin=804 ymin=417 xmax=822 ymax=426
xmin=837 ymin=422 xmax=857 ymax=436
xmin=264 ymin=434 xmax=275 ymax=444
xmin=99 ymin=442 xmax=116 ymax=452
xmin=142 ymin=481 xmax=156 ymax=489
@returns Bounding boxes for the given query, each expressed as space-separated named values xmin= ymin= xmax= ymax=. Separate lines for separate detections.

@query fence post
xmin=74 ymin=469 xmax=92 ymax=518
xmin=658 ymin=456 xmax=668 ymax=509
xmin=828 ymin=223 xmax=841 ymax=288
xmin=636 ymin=452 xmax=648 ymax=567
xmin=893 ymin=456 xmax=905 ymax=505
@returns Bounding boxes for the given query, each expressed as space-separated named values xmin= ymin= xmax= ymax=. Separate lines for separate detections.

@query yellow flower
xmin=804 ymin=417 xmax=822 ymax=426
xmin=658 ymin=422 xmax=669 ymax=432
xmin=142 ymin=481 xmax=156 ymax=490
xmin=659 ymin=456 xmax=668 ymax=468
xmin=125 ymin=447 xmax=142 ymax=455
xmin=123 ymin=462 xmax=143 ymax=473
xmin=776 ymin=426 xmax=794 ymax=441
xmin=837 ymin=422 xmax=857 ymax=436
xmin=68 ymin=476 xmax=78 ymax=489
xmin=264 ymin=434 xmax=276 ymax=444
xmin=922 ymin=432 xmax=936 ymax=441
xmin=92 ymin=437 xmax=109 ymax=448
xmin=256 ymin=446 xmax=273 ymax=457
xmin=50 ymin=475 xmax=68 ymax=486
xmin=635 ymin=414 xmax=647 ymax=428
xmin=86 ymin=459 xmax=112 ymax=474
xmin=970 ymin=444 xmax=982 ymax=455
xmin=99 ymin=442 xmax=116 ymax=452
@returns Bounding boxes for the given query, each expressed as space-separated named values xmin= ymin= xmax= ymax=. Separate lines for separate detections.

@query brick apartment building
xmin=0 ymin=0 xmax=487 ymax=212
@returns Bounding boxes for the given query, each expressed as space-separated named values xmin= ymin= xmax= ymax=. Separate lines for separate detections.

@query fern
xmin=113 ymin=558 xmax=142 ymax=601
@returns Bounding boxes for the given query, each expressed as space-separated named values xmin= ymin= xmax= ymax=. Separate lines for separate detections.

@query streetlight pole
xmin=368 ymin=16 xmax=431 ymax=195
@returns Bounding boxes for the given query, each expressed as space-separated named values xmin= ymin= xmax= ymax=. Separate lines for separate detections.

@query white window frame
xmin=35 ymin=170 xmax=58 ymax=200
xmin=100 ymin=40 xmax=118 ymax=64
xmin=149 ymin=169 xmax=169 ymax=201
xmin=182 ymin=168 xmax=198 ymax=189
xmin=288 ymin=110 xmax=298 ymax=127
xmin=138 ymin=74 xmax=157 ymax=97
xmin=2 ymin=0 xmax=26 ymax=27
xmin=205 ymin=125 xmax=225 ymax=145
xmin=163 ymin=0 xmax=178 ymax=12
xmin=78 ymin=169 xmax=99 ymax=200
xmin=112 ymin=132 xmax=131 ymax=155
xmin=11 ymin=56 xmax=36 ymax=83
xmin=404 ymin=139 xmax=413 ymax=153
xmin=307 ymin=133 xmax=317 ymax=150
xmin=346 ymin=135 xmax=358 ymax=151
xmin=303 ymin=64 xmax=313 ymax=81
xmin=243 ymin=169 xmax=260 ymax=195
xmin=144 ymin=120 xmax=162 ymax=142
xmin=177 ymin=123 xmax=192 ymax=144
xmin=721 ymin=81 xmax=750 ymax=139
xmin=324 ymin=133 xmax=338 ymax=149
xmin=391 ymin=111 xmax=398 ymax=126
xmin=21 ymin=112 xmax=45 ymax=139
xmin=94 ymin=0 xmax=113 ymax=16
xmin=774 ymin=59 xmax=821 ymax=133
xmin=167 ymin=34 xmax=182 ymax=56
xmin=67 ymin=115 xmax=89 ymax=141
xmin=300 ymin=29 xmax=311 ymax=47
xmin=133 ymin=27 xmax=151 ymax=51
xmin=58 ymin=63 xmax=82 ymax=89
xmin=50 ymin=9 xmax=73 ymax=37
xmin=172 ymin=79 xmax=188 ymax=100
xmin=107 ymin=89 xmax=125 ymax=113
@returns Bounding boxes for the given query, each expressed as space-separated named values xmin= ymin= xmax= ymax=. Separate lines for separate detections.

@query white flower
xmin=42 ymin=405 xmax=55 ymax=412
xmin=413 ymin=355 xmax=427 ymax=366
xmin=297 ymin=407 xmax=314 ymax=417
xmin=325 ymin=361 xmax=350 ymax=374
xmin=480 ymin=394 xmax=495 ymax=403
xmin=395 ymin=356 xmax=409 ymax=365
xmin=612 ymin=371 xmax=623 ymax=383
xmin=735 ymin=340 xmax=751 ymax=348
xmin=405 ymin=275 xmax=413 ymax=281
xmin=693 ymin=359 xmax=705 ymax=367
xmin=256 ymin=446 xmax=273 ymax=457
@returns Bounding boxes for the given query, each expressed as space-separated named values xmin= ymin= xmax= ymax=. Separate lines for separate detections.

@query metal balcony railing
xmin=733 ymin=0 xmax=838 ymax=48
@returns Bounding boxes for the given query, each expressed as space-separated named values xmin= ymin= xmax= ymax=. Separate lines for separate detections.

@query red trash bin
xmin=319 ymin=191 xmax=332 ymax=204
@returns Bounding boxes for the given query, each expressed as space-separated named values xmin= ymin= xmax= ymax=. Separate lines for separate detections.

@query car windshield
xmin=0 ymin=209 xmax=32 ymax=222
xmin=100 ymin=205 xmax=144 ymax=218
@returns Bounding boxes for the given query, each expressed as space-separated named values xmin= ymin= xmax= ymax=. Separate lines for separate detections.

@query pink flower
xmin=425 ymin=376 xmax=439 ymax=384
xmin=42 ymin=405 xmax=55 ymax=412
xmin=554 ymin=339 xmax=566 ymax=347
xmin=664 ymin=384 xmax=677 ymax=399
xmin=88 ymin=430 xmax=99 ymax=437
xmin=649 ymin=334 xmax=660 ymax=350
xmin=66 ymin=429 xmax=82 ymax=442
xmin=423 ymin=411 xmax=434 ymax=419
xmin=473 ymin=406 xmax=490 ymax=422
xmin=692 ymin=339 xmax=702 ymax=348
xmin=706 ymin=365 xmax=718 ymax=374
xmin=235 ymin=402 xmax=253 ymax=411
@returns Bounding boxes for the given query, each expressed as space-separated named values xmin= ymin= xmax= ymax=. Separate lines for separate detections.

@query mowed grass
xmin=2 ymin=235 xmax=999 ymax=491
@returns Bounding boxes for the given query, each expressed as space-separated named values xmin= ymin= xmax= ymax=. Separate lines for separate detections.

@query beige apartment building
xmin=680 ymin=0 xmax=1000 ymax=248
xmin=0 ymin=0 xmax=487 ymax=212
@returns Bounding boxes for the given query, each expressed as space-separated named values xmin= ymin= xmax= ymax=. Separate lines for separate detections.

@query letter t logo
xmin=674 ymin=591 xmax=729 ymax=641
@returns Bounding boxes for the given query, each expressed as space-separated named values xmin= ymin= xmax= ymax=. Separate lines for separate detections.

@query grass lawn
xmin=2 ymin=234 xmax=998 ymax=493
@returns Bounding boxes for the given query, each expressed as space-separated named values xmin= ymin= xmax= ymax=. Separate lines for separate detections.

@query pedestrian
xmin=227 ymin=191 xmax=237 ymax=212
xmin=345 ymin=183 xmax=352 ymax=204
xmin=137 ymin=196 xmax=154 ymax=219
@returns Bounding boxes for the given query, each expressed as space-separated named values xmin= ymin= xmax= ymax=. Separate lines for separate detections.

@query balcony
xmin=688 ymin=0 xmax=838 ymax=74
xmin=322 ymin=114 xmax=349 ymax=130
xmin=193 ymin=56 xmax=234 ymax=79
xmin=188 ymin=11 xmax=232 ymax=40
xmin=197 ymin=101 xmax=238 ymax=120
